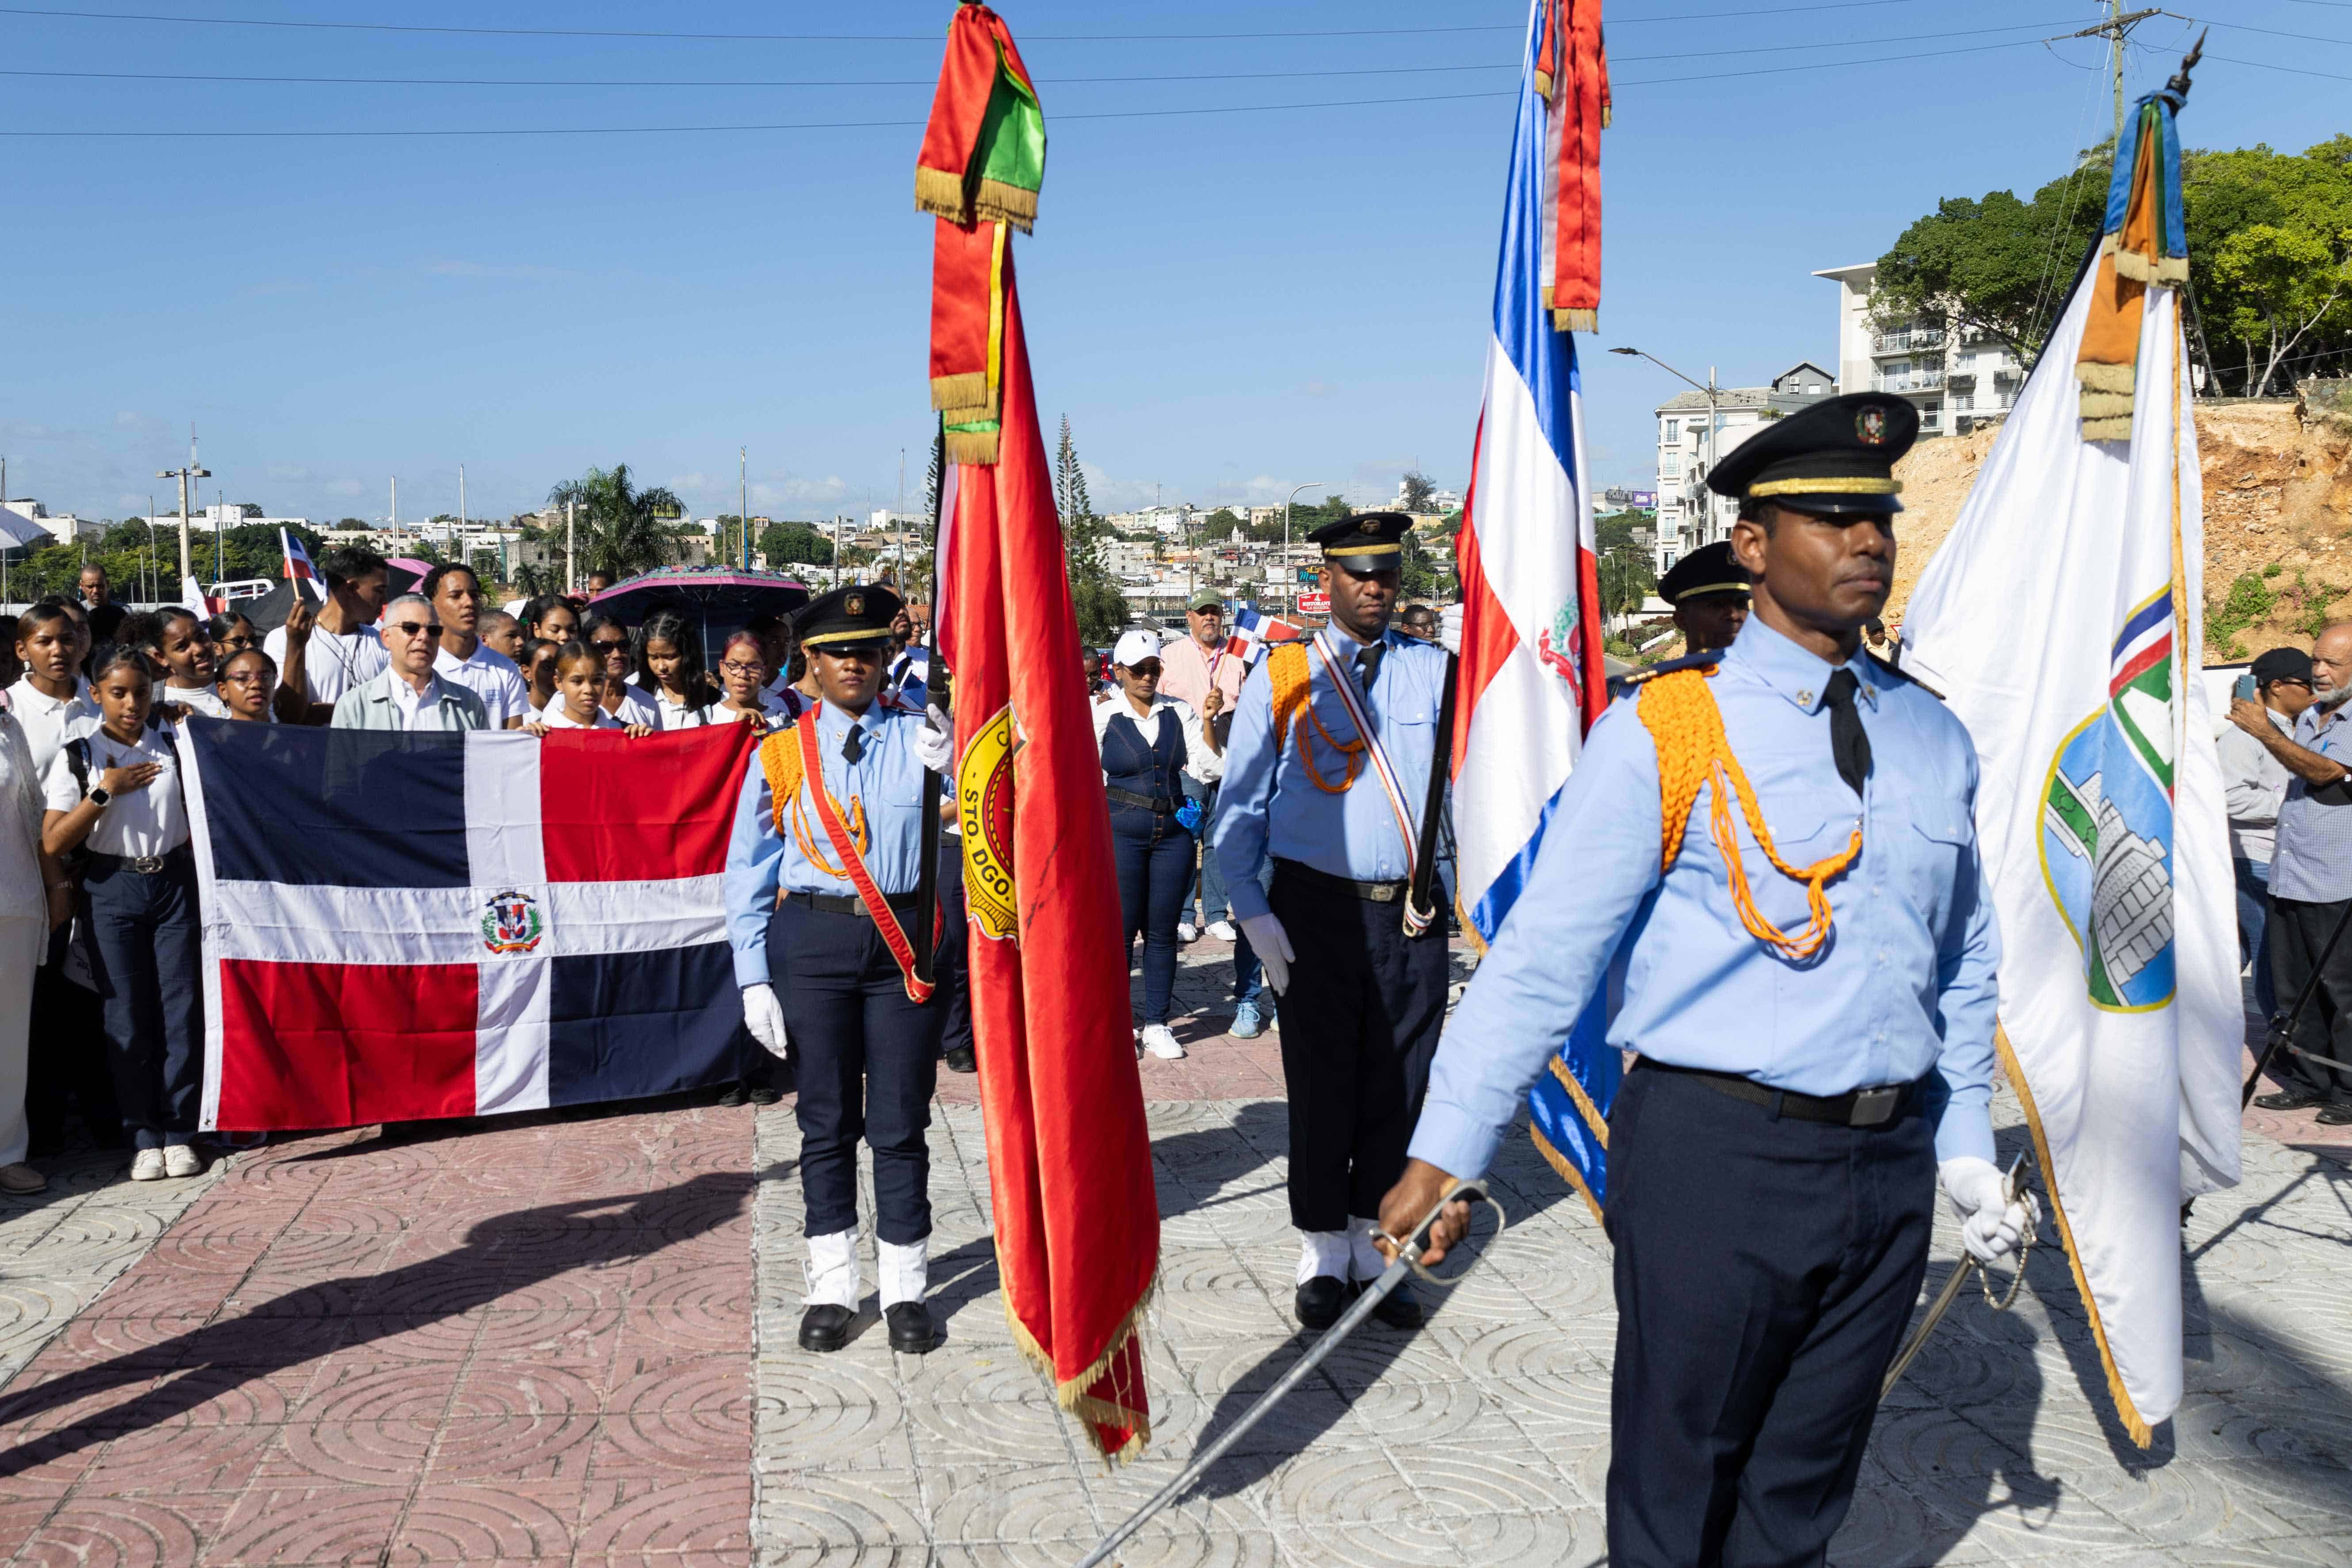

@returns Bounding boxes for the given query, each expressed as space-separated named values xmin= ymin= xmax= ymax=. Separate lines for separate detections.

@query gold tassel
xmin=1530 ymin=1122 xmax=1607 ymax=1227
xmin=2074 ymin=361 xmax=2138 ymax=395
xmin=1555 ymin=307 xmax=1598 ymax=333
xmin=1001 ymin=1270 xmax=1160 ymax=1464
xmin=944 ymin=427 xmax=1001 ymax=465
xmin=973 ymin=179 xmax=1039 ymax=234
xmin=2078 ymin=391 xmax=2136 ymax=419
xmin=929 ymin=371 xmax=988 ymax=413
xmin=914 ymin=165 xmax=971 ymax=224
xmin=2081 ymin=415 xmax=2136 ymax=442
xmin=1533 ymin=68 xmax=1555 ymax=99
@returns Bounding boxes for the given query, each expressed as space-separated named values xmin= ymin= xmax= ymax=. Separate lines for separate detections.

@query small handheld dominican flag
xmin=281 ymin=528 xmax=325 ymax=603
xmin=1224 ymin=607 xmax=1269 ymax=665
xmin=181 ymin=575 xmax=226 ymax=618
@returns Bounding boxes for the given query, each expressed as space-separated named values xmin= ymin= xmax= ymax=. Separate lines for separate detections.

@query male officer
xmin=1383 ymin=394 xmax=2038 ymax=1567
xmin=1213 ymin=512 xmax=1452 ymax=1331
xmin=1609 ymin=540 xmax=1755 ymax=702
xmin=726 ymin=584 xmax=953 ymax=1354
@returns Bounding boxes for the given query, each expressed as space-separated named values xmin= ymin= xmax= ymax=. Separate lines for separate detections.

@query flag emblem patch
xmin=481 ymin=890 xmax=544 ymax=955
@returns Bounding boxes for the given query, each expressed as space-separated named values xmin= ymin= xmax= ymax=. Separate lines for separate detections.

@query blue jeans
xmin=1185 ymin=776 xmax=1227 ymax=923
xmin=82 ymin=849 xmax=203 ymax=1149
xmin=2236 ymin=857 xmax=2275 ymax=1018
xmin=1113 ymin=804 xmax=1192 ymax=1025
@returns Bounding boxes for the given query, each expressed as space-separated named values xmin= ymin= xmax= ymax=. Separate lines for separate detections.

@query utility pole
xmin=896 ymin=447 xmax=907 ymax=589
xmin=157 ymin=425 xmax=211 ymax=585
xmin=566 ymin=499 xmax=577 ymax=595
xmin=739 ymin=447 xmax=748 ymax=570
xmin=390 ymin=477 xmax=399 ymax=553
xmin=2057 ymin=6 xmax=2157 ymax=145
xmin=214 ymin=487 xmax=223 ymax=590
xmin=459 ymin=464 xmax=467 ymax=543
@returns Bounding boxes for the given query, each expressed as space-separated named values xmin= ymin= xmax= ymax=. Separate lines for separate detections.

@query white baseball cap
xmin=1112 ymin=629 xmax=1161 ymax=669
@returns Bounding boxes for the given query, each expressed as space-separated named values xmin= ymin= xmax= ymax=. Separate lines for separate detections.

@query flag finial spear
xmin=2165 ymin=30 xmax=2206 ymax=101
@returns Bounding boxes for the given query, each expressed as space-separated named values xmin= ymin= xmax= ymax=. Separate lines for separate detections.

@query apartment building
xmin=1814 ymin=260 xmax=2023 ymax=438
xmin=1649 ymin=363 xmax=1836 ymax=577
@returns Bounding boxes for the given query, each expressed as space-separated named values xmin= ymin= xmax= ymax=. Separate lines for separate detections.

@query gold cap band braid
xmin=798 ymin=629 xmax=897 ymax=649
xmin=1744 ymin=476 xmax=1903 ymax=499
xmin=1320 ymin=541 xmax=1401 ymax=558
xmin=1670 ymin=581 xmax=1751 ymax=602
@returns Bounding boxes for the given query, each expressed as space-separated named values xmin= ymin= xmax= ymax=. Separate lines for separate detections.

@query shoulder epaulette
xmin=1268 ymin=641 xmax=1312 ymax=754
xmin=1610 ymin=649 xmax=1723 ymax=697
xmin=757 ymin=728 xmax=805 ymax=836
xmin=1866 ymin=649 xmax=1937 ymax=698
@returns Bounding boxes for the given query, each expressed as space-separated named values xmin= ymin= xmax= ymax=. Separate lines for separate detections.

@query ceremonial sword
xmin=1072 ymin=1179 xmax=1508 ymax=1568
xmin=1880 ymin=1152 xmax=2031 ymax=1400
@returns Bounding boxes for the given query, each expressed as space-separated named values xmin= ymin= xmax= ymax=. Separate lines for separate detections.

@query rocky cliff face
xmin=1886 ymin=402 xmax=2352 ymax=659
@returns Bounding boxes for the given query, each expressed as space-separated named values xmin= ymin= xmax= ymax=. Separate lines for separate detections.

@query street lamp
xmin=1282 ymin=481 xmax=1328 ymax=612
xmin=1609 ymin=346 xmax=1719 ymax=558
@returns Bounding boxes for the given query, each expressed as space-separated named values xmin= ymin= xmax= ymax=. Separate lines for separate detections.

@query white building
xmin=1392 ymin=480 xmax=1462 ymax=512
xmin=150 ymin=502 xmax=312 ymax=535
xmin=1814 ymin=261 xmax=2023 ymax=438
xmin=1649 ymin=363 xmax=1836 ymax=576
xmin=1 ymin=499 xmax=101 ymax=546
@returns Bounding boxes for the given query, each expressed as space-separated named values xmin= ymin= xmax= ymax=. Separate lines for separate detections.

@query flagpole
xmin=1404 ymin=654 xmax=1458 ymax=934
xmin=913 ymin=417 xmax=948 ymax=987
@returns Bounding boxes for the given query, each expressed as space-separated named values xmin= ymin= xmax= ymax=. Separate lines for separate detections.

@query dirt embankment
xmin=1886 ymin=402 xmax=2352 ymax=657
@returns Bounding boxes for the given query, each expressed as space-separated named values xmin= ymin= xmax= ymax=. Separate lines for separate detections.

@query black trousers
xmin=25 ymin=925 xmax=119 ymax=1151
xmin=2267 ymin=895 xmax=2352 ymax=1104
xmin=770 ymin=899 xmax=942 ymax=1244
xmin=81 ymin=851 xmax=204 ymax=1150
xmin=1604 ymin=1063 xmax=1933 ymax=1568
xmin=1267 ymin=861 xmax=1449 ymax=1232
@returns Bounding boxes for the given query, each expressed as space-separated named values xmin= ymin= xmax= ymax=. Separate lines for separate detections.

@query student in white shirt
xmin=39 ymin=646 xmax=203 ymax=1182
xmin=424 ymin=563 xmax=529 ymax=729
xmin=631 ymin=609 xmax=724 ymax=729
xmin=581 ymin=613 xmax=659 ymax=729
xmin=527 ymin=642 xmax=654 ymax=737
xmin=265 ymin=545 xmax=389 ymax=722
xmin=140 ymin=608 xmax=228 ymax=720
xmin=524 ymin=595 xmax=580 ymax=646
xmin=217 ymin=648 xmax=279 ymax=723
xmin=9 ymin=604 xmax=99 ymax=775
xmin=712 ymin=630 xmax=792 ymax=730
xmin=520 ymin=638 xmax=560 ymax=716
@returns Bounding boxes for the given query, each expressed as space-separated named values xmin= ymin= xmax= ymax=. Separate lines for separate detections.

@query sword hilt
xmin=1378 ymin=1177 xmax=1508 ymax=1286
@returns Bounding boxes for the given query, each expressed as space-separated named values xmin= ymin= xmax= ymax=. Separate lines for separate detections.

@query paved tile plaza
xmin=0 ymin=939 xmax=2345 ymax=1564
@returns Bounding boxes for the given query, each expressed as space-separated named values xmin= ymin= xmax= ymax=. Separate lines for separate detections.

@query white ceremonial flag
xmin=1900 ymin=85 xmax=2240 ymax=1446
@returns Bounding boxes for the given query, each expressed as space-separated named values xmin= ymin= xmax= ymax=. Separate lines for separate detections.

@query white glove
xmin=741 ymin=983 xmax=789 ymax=1060
xmin=914 ymin=702 xmax=954 ymax=773
xmin=1939 ymin=1156 xmax=2041 ymax=1265
xmin=1438 ymin=603 xmax=1464 ymax=657
xmin=1239 ymin=913 xmax=1295 ymax=996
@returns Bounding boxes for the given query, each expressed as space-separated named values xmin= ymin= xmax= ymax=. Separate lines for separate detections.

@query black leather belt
xmin=1274 ymin=857 xmax=1410 ymax=904
xmin=88 ymin=845 xmax=192 ymax=877
xmin=785 ymin=889 xmax=918 ymax=919
xmin=1636 ymin=1058 xmax=1920 ymax=1128
xmin=1107 ymin=787 xmax=1179 ymax=814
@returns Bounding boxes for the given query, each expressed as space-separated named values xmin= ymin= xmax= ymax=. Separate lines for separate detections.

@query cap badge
xmin=1857 ymin=406 xmax=1888 ymax=446
xmin=845 ymin=593 xmax=864 ymax=615
xmin=1359 ymin=519 xmax=1378 ymax=535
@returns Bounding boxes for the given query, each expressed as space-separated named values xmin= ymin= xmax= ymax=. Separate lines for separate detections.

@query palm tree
xmin=545 ymin=463 xmax=685 ymax=586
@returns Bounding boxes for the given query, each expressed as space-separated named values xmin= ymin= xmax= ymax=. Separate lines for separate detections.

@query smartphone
xmin=2233 ymin=672 xmax=2257 ymax=702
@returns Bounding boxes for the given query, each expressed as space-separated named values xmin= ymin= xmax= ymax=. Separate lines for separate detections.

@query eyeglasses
xmin=591 ymin=639 xmax=628 ymax=653
xmin=719 ymin=660 xmax=765 ymax=677
xmin=1127 ymin=661 xmax=1163 ymax=677
xmin=386 ymin=620 xmax=442 ymax=638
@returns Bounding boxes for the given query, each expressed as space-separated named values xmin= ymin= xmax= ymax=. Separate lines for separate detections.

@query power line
xmin=2203 ymin=49 xmax=2352 ymax=80
xmin=0 ymin=22 xmax=2081 ymax=91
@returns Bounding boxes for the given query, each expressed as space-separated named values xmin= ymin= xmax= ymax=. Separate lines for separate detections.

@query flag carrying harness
xmin=758 ymin=725 xmax=935 ymax=1004
xmin=1635 ymin=669 xmax=1861 ymax=962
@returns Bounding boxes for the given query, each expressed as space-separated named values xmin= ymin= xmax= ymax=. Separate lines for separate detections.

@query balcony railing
xmin=1871 ymin=328 xmax=1945 ymax=355
xmin=1874 ymin=369 xmax=1947 ymax=394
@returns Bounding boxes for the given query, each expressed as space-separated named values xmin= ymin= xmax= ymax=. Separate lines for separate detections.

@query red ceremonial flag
xmin=939 ymin=251 xmax=1158 ymax=1459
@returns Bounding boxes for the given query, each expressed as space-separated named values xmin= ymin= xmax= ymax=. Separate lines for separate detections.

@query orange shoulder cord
xmin=1634 ymin=669 xmax=1862 ymax=962
xmin=759 ymin=728 xmax=868 ymax=877
xmin=1267 ymin=640 xmax=1364 ymax=794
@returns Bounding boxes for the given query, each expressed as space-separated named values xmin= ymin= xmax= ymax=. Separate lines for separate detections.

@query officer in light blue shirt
xmin=723 ymin=584 xmax=953 ymax=1360
xmin=1381 ymin=394 xmax=2039 ymax=1568
xmin=1210 ymin=511 xmax=1453 ymax=1334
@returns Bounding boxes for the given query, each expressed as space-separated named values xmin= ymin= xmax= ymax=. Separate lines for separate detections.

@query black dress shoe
xmin=716 ymin=1082 xmax=748 ymax=1107
xmin=2319 ymin=1103 xmax=2352 ymax=1126
xmin=944 ymin=1045 xmax=977 ymax=1075
xmin=799 ymin=1303 xmax=855 ymax=1353
xmin=746 ymin=1082 xmax=782 ymax=1105
xmin=2253 ymin=1090 xmax=2324 ymax=1111
xmin=886 ymin=1300 xmax=937 ymax=1354
xmin=1295 ymin=1276 xmax=1349 ymax=1331
xmin=1370 ymin=1278 xmax=1423 ymax=1330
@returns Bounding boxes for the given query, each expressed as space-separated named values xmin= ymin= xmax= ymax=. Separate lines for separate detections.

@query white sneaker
xmin=1177 ymin=922 xmax=1199 ymax=944
xmin=164 ymin=1144 xmax=205 ymax=1179
xmin=1206 ymin=919 xmax=1239 ymax=942
xmin=130 ymin=1148 xmax=166 ymax=1182
xmin=1139 ymin=1024 xmax=1186 ymax=1060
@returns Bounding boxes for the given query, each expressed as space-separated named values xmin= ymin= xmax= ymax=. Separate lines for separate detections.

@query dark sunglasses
xmin=1126 ymin=660 xmax=1164 ymax=677
xmin=386 ymin=620 xmax=442 ymax=637
xmin=591 ymin=638 xmax=629 ymax=652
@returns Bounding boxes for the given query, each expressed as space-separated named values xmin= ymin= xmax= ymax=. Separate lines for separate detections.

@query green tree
xmin=545 ymin=463 xmax=685 ymax=584
xmin=1399 ymin=529 xmax=1439 ymax=600
xmin=1593 ymin=509 xmax=1658 ymax=618
xmin=1052 ymin=414 xmax=1126 ymax=646
xmin=2185 ymin=139 xmax=2352 ymax=394
xmin=759 ymin=522 xmax=836 ymax=567
xmin=1398 ymin=471 xmax=1438 ymax=512
xmin=1870 ymin=163 xmax=2109 ymax=360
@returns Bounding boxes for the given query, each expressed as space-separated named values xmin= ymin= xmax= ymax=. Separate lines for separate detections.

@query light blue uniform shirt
xmin=2266 ymin=704 xmax=2352 ymax=904
xmin=1212 ymin=627 xmax=1449 ymax=920
xmin=725 ymin=698 xmax=932 ymax=988
xmin=1410 ymin=616 xmax=2001 ymax=1179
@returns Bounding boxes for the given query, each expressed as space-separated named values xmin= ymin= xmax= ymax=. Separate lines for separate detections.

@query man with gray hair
xmin=2230 ymin=620 xmax=2352 ymax=1122
xmin=330 ymin=594 xmax=490 ymax=732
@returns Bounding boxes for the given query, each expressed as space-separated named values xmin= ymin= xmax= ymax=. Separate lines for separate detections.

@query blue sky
xmin=2 ymin=0 xmax=2343 ymax=526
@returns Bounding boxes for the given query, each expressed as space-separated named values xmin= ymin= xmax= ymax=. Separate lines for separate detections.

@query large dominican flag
xmin=181 ymin=720 xmax=760 ymax=1132
xmin=1455 ymin=1 xmax=1612 ymax=1213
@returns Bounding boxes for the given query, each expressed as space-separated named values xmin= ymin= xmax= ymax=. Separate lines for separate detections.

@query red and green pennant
xmin=914 ymin=2 xmax=1046 ymax=234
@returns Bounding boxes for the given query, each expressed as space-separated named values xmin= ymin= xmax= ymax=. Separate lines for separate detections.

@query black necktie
xmin=1357 ymin=642 xmax=1384 ymax=694
xmin=1823 ymin=669 xmax=1872 ymax=799
xmin=841 ymin=723 xmax=864 ymax=765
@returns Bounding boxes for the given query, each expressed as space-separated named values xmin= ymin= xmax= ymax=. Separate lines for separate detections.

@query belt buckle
xmin=129 ymin=855 xmax=166 ymax=875
xmin=1848 ymin=1085 xmax=1900 ymax=1127
xmin=1366 ymin=882 xmax=1399 ymax=903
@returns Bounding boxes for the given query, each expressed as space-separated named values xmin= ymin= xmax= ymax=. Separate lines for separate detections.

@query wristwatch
xmin=85 ymin=785 xmax=111 ymax=809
